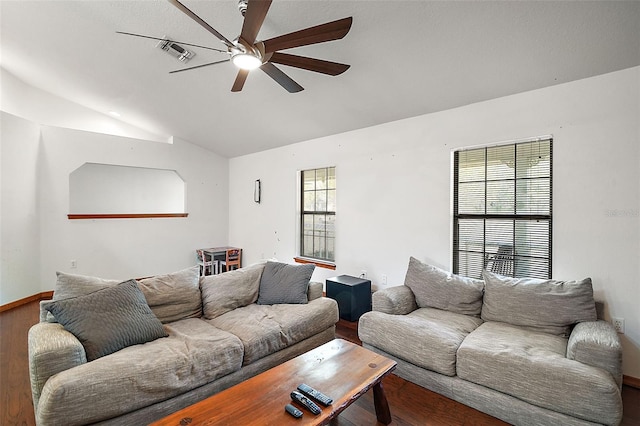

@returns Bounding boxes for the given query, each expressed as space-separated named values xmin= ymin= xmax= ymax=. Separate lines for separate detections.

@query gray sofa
xmin=358 ymin=257 xmax=623 ymax=426
xmin=28 ymin=261 xmax=339 ymax=425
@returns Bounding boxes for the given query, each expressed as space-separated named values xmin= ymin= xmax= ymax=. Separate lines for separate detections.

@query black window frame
xmin=299 ymin=166 xmax=336 ymax=263
xmin=453 ymin=138 xmax=553 ymax=280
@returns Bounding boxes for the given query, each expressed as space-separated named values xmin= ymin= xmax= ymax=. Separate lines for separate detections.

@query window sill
xmin=294 ymin=257 xmax=336 ymax=270
xmin=68 ymin=213 xmax=188 ymax=219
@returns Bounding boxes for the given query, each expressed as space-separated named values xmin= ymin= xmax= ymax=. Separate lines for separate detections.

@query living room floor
xmin=1 ymin=303 xmax=639 ymax=425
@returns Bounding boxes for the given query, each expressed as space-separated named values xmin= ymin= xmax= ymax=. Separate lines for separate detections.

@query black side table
xmin=326 ymin=275 xmax=372 ymax=321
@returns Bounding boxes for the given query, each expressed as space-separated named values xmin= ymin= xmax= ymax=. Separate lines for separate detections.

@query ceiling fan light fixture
xmin=231 ymin=52 xmax=262 ymax=70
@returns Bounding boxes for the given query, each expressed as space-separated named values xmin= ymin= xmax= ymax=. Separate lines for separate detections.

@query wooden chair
xmin=220 ymin=248 xmax=241 ymax=272
xmin=196 ymin=249 xmax=216 ymax=276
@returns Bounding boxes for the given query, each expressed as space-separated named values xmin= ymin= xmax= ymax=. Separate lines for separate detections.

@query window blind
xmin=300 ymin=167 xmax=336 ymax=262
xmin=453 ymin=138 xmax=552 ymax=279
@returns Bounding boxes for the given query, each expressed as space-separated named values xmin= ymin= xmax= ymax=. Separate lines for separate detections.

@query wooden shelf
xmin=67 ymin=213 xmax=188 ymax=220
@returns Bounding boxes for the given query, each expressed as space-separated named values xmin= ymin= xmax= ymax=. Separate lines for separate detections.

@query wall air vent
xmin=156 ymin=37 xmax=195 ymax=62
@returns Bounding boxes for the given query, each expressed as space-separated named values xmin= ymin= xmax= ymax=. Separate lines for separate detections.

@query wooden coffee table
xmin=151 ymin=339 xmax=397 ymax=425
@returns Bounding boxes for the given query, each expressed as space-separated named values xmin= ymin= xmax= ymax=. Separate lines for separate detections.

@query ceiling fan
xmin=121 ymin=0 xmax=353 ymax=93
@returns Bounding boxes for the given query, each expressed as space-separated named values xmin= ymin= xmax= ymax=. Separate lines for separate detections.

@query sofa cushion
xmin=37 ymin=318 xmax=243 ymax=426
xmin=404 ymin=257 xmax=484 ymax=316
xmin=42 ymin=272 xmax=122 ymax=322
xmin=358 ymin=307 xmax=483 ymax=376
xmin=137 ymin=266 xmax=202 ymax=323
xmin=257 ymin=261 xmax=314 ymax=305
xmin=201 ymin=262 xmax=265 ymax=319
xmin=44 ymin=280 xmax=168 ymax=361
xmin=481 ymin=270 xmax=597 ymax=336
xmin=457 ymin=321 xmax=622 ymax=424
xmin=207 ymin=297 xmax=338 ymax=365
xmin=52 ymin=271 xmax=121 ymax=299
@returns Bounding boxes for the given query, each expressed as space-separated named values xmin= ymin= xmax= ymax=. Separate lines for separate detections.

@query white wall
xmin=0 ymin=113 xmax=42 ymax=303
xmin=229 ymin=67 xmax=640 ymax=378
xmin=36 ymin=126 xmax=229 ymax=283
xmin=1 ymin=72 xmax=229 ymax=303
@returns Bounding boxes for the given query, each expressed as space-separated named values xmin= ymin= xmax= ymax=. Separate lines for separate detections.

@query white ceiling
xmin=1 ymin=0 xmax=639 ymax=158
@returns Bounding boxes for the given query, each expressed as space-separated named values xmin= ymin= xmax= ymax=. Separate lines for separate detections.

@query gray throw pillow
xmin=45 ymin=280 xmax=168 ymax=361
xmin=257 ymin=261 xmax=314 ymax=305
xmin=481 ymin=270 xmax=597 ymax=336
xmin=404 ymin=257 xmax=484 ymax=316
xmin=138 ymin=266 xmax=202 ymax=323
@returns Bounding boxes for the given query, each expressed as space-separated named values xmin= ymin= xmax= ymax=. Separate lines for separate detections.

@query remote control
xmin=297 ymin=383 xmax=333 ymax=406
xmin=285 ymin=403 xmax=303 ymax=418
xmin=290 ymin=390 xmax=322 ymax=415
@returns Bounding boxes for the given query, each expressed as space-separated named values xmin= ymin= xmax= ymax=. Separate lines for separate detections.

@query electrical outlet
xmin=70 ymin=259 xmax=77 ymax=269
xmin=360 ymin=270 xmax=367 ymax=279
xmin=612 ymin=317 xmax=624 ymax=334
xmin=381 ymin=274 xmax=387 ymax=285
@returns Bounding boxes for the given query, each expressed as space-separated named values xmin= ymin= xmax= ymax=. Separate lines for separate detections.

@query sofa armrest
xmin=567 ymin=320 xmax=623 ymax=389
xmin=28 ymin=322 xmax=87 ymax=411
xmin=372 ymin=285 xmax=417 ymax=315
xmin=308 ymin=281 xmax=323 ymax=301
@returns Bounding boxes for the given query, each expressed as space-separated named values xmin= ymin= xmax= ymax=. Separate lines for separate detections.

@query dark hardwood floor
xmin=1 ymin=302 xmax=638 ymax=425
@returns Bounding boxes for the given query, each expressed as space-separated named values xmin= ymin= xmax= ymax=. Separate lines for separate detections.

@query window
xmin=453 ymin=138 xmax=552 ymax=279
xmin=300 ymin=167 xmax=336 ymax=263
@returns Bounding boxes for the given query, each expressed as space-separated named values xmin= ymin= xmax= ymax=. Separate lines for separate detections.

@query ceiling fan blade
xmin=262 ymin=17 xmax=353 ymax=53
xmin=115 ymin=31 xmax=226 ymax=53
xmin=167 ymin=0 xmax=234 ymax=48
xmin=269 ymin=52 xmax=350 ymax=76
xmin=260 ymin=62 xmax=303 ymax=93
xmin=169 ymin=59 xmax=230 ymax=74
xmin=240 ymin=0 xmax=272 ymax=45
xmin=231 ymin=69 xmax=250 ymax=92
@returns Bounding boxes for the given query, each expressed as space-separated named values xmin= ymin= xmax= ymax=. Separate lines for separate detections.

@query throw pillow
xmin=201 ymin=262 xmax=265 ymax=319
xmin=138 ymin=266 xmax=202 ymax=323
xmin=257 ymin=261 xmax=314 ymax=305
xmin=404 ymin=257 xmax=484 ymax=316
xmin=481 ymin=270 xmax=597 ymax=336
xmin=45 ymin=280 xmax=168 ymax=361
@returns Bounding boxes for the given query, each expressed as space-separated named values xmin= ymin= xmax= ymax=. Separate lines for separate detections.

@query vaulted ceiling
xmin=2 ymin=1 xmax=639 ymax=158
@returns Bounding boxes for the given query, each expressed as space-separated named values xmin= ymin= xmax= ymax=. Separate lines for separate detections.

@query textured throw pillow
xmin=481 ymin=270 xmax=597 ymax=336
xmin=257 ymin=261 xmax=314 ymax=305
xmin=404 ymin=257 xmax=484 ymax=316
xmin=201 ymin=262 xmax=265 ymax=319
xmin=45 ymin=280 xmax=168 ymax=361
xmin=138 ymin=266 xmax=202 ymax=323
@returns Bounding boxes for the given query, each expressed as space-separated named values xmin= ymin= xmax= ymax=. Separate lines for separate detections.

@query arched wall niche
xmin=68 ymin=163 xmax=187 ymax=219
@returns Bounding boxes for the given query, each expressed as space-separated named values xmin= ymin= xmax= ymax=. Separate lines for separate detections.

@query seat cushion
xmin=457 ymin=321 xmax=622 ymax=424
xmin=207 ymin=298 xmax=339 ymax=365
xmin=37 ymin=318 xmax=243 ymax=426
xmin=358 ymin=307 xmax=483 ymax=376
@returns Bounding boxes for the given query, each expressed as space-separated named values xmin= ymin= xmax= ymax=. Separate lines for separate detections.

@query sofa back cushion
xmin=404 ymin=257 xmax=484 ymax=316
xmin=137 ymin=266 xmax=202 ymax=323
xmin=201 ymin=262 xmax=265 ymax=319
xmin=46 ymin=268 xmax=201 ymax=324
xmin=481 ymin=270 xmax=597 ymax=336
